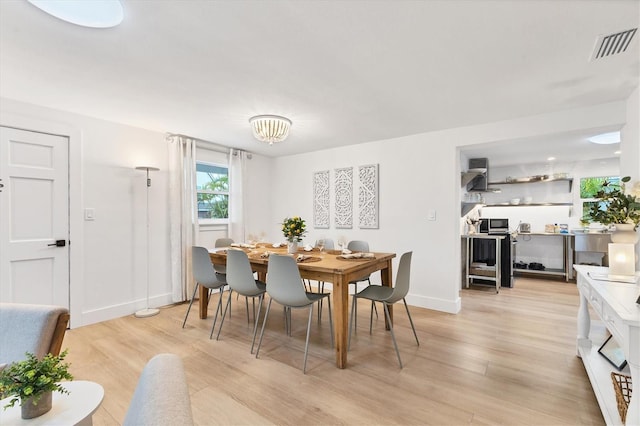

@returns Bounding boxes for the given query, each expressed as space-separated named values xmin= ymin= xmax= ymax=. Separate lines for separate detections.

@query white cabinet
xmin=574 ymin=265 xmax=640 ymax=425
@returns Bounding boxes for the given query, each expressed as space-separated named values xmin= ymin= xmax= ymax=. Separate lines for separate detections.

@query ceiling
xmin=0 ymin=0 xmax=638 ymax=161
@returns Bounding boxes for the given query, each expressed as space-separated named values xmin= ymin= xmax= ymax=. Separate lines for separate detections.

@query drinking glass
xmin=317 ymin=239 xmax=325 ymax=256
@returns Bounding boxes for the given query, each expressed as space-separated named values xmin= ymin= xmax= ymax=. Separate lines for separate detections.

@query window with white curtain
xmin=196 ymin=162 xmax=228 ymax=223
xmin=196 ymin=145 xmax=230 ymax=225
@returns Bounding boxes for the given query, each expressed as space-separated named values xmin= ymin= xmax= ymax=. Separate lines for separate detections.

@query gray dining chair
xmin=182 ymin=246 xmax=227 ymax=329
xmin=348 ymin=251 xmax=419 ymax=368
xmin=308 ymin=238 xmax=335 ymax=322
xmin=214 ymin=249 xmax=266 ymax=354
xmin=255 ymin=254 xmax=334 ymax=373
xmin=213 ymin=238 xmax=234 ymax=277
xmin=347 ymin=240 xmax=378 ymax=327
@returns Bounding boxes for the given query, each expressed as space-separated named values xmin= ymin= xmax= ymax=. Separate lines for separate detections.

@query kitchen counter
xmin=514 ymin=232 xmax=573 ymax=281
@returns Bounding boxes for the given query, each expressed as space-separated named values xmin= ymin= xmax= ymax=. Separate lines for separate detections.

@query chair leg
xmin=245 ymin=296 xmax=250 ymax=323
xmin=383 ymin=303 xmax=403 ymax=368
xmin=369 ymin=300 xmax=375 ymax=334
xmin=250 ymin=294 xmax=265 ymax=354
xmin=317 ymin=282 xmax=325 ymax=325
xmin=302 ymin=304 xmax=314 ymax=374
xmin=181 ymin=283 xmax=200 ymax=328
xmin=213 ymin=289 xmax=234 ymax=339
xmin=327 ymin=296 xmax=334 ymax=348
xmin=353 ymin=285 xmax=358 ymax=331
xmin=252 ymin=297 xmax=256 ymax=322
xmin=403 ymin=298 xmax=420 ymax=346
xmin=348 ymin=293 xmax=357 ymax=350
xmin=255 ymin=298 xmax=273 ymax=359
xmin=369 ymin=279 xmax=378 ymax=319
xmin=209 ymin=287 xmax=225 ymax=338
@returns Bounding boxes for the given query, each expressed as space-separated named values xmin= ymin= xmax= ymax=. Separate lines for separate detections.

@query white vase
xmin=287 ymin=241 xmax=298 ymax=254
xmin=610 ymin=223 xmax=639 ymax=244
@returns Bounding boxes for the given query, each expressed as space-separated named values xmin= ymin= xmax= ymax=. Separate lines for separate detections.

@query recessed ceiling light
xmin=547 ymin=156 xmax=556 ymax=161
xmin=588 ymin=131 xmax=620 ymax=145
xmin=614 ymin=150 xmax=621 ymax=155
xmin=27 ymin=0 xmax=124 ymax=28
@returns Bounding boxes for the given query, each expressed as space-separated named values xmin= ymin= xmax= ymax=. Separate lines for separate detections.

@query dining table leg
xmin=199 ymin=283 xmax=209 ymax=319
xmin=333 ymin=274 xmax=348 ymax=369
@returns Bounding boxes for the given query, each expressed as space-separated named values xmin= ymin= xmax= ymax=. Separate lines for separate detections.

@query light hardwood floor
xmin=64 ymin=277 xmax=605 ymax=425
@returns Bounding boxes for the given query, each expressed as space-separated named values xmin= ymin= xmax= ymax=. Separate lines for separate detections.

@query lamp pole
xmin=134 ymin=166 xmax=160 ymax=318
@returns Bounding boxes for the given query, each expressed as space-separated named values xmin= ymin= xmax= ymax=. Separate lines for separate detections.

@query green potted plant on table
xmin=282 ymin=216 xmax=307 ymax=253
xmin=0 ymin=350 xmax=73 ymax=419
xmin=585 ymin=176 xmax=640 ymax=242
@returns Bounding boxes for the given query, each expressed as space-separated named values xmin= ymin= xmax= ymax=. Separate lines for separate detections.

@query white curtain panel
xmin=167 ymin=135 xmax=198 ymax=302
xmin=228 ymin=149 xmax=246 ymax=243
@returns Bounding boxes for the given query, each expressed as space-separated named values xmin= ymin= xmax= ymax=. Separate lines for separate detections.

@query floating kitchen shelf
xmin=483 ymin=202 xmax=573 ymax=207
xmin=487 ymin=177 xmax=573 ymax=191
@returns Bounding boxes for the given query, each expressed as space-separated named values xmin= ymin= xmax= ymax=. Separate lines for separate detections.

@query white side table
xmin=0 ymin=380 xmax=104 ymax=425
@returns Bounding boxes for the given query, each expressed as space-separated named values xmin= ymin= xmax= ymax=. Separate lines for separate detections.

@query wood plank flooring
xmin=63 ymin=277 xmax=605 ymax=425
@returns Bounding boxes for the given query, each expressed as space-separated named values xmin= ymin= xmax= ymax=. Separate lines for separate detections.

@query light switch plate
xmin=427 ymin=209 xmax=436 ymax=221
xmin=84 ymin=208 xmax=95 ymax=221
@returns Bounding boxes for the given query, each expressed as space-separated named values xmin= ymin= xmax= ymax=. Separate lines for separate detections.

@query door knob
xmin=48 ymin=240 xmax=66 ymax=247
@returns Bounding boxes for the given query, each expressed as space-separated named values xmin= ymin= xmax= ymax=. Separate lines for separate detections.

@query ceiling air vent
xmin=589 ymin=28 xmax=637 ymax=61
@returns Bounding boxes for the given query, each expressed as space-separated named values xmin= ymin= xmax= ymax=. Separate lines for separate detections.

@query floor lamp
xmin=134 ymin=166 xmax=160 ymax=318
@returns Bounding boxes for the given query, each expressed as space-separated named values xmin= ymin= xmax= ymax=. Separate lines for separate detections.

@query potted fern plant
xmin=0 ymin=350 xmax=73 ymax=419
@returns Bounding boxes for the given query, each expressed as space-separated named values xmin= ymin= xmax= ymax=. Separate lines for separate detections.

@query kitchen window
xmin=580 ymin=175 xmax=619 ymax=222
xmin=196 ymin=161 xmax=229 ymax=224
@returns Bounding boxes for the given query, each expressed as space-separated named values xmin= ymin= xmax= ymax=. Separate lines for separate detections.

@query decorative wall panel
xmin=334 ymin=167 xmax=353 ymax=229
xmin=313 ymin=170 xmax=330 ymax=228
xmin=358 ymin=164 xmax=379 ymax=229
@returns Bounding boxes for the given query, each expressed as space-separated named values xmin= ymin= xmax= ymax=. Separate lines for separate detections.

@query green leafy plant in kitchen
xmin=0 ymin=350 xmax=73 ymax=409
xmin=585 ymin=176 xmax=640 ymax=231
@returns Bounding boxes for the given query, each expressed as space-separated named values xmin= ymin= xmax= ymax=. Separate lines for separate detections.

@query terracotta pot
xmin=610 ymin=223 xmax=639 ymax=244
xmin=21 ymin=391 xmax=52 ymax=419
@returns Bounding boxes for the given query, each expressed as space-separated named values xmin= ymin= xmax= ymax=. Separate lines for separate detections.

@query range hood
xmin=466 ymin=158 xmax=488 ymax=192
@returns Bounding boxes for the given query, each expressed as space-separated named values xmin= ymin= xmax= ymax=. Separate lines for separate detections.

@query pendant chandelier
xmin=249 ymin=115 xmax=292 ymax=145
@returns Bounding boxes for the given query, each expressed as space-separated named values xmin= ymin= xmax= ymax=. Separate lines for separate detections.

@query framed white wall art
xmin=313 ymin=170 xmax=330 ymax=228
xmin=334 ymin=167 xmax=353 ymax=229
xmin=358 ymin=164 xmax=379 ymax=229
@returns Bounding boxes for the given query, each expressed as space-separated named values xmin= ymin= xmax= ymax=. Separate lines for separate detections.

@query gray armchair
xmin=0 ymin=303 xmax=69 ymax=366
xmin=123 ymin=353 xmax=194 ymax=426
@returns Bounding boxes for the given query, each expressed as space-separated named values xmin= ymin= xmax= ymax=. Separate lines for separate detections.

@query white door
xmin=0 ymin=127 xmax=69 ymax=307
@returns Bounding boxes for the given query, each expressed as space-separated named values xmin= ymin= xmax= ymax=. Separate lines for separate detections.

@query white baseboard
xmin=74 ymin=293 xmax=175 ymax=327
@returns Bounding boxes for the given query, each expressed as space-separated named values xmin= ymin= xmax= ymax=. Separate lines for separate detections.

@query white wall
xmin=267 ymin=101 xmax=630 ymax=313
xmin=0 ymin=97 xmax=171 ymax=327
xmin=1 ymin=95 xmax=635 ymax=324
xmin=620 ymin=86 xmax=640 ymax=270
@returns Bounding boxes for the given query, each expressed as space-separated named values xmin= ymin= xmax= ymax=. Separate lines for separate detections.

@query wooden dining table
xmin=204 ymin=244 xmax=396 ymax=369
